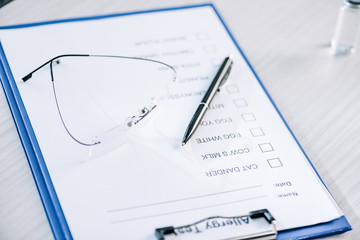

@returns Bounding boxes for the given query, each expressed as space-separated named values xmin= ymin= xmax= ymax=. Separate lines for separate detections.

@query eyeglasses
xmin=23 ymin=54 xmax=177 ymax=159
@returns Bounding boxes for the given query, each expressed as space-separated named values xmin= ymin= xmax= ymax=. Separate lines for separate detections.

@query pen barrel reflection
xmin=201 ymin=56 xmax=232 ymax=102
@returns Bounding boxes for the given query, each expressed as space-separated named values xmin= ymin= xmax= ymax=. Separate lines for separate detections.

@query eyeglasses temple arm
xmin=22 ymin=54 xmax=90 ymax=82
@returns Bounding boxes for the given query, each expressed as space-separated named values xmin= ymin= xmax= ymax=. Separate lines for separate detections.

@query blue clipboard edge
xmin=0 ymin=3 xmax=352 ymax=240
xmin=0 ymin=44 xmax=71 ymax=238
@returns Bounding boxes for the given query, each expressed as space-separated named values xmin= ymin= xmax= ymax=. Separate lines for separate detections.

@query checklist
xmin=0 ymin=5 xmax=345 ymax=240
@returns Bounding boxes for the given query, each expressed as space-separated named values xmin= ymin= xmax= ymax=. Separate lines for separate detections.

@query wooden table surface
xmin=1 ymin=0 xmax=359 ymax=239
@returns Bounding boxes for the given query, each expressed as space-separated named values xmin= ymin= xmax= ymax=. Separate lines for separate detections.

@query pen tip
xmin=182 ymin=142 xmax=186 ymax=146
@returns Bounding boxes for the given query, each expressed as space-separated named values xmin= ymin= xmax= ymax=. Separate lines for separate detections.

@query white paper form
xmin=0 ymin=6 xmax=343 ymax=240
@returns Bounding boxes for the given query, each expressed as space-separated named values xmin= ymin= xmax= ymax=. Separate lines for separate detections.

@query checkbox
xmin=203 ymin=45 xmax=216 ymax=53
xmin=226 ymin=85 xmax=240 ymax=94
xmin=241 ymin=113 xmax=256 ymax=122
xmin=233 ymin=98 xmax=248 ymax=108
xmin=267 ymin=158 xmax=283 ymax=168
xmin=196 ymin=32 xmax=209 ymax=41
xmin=259 ymin=142 xmax=274 ymax=152
xmin=250 ymin=128 xmax=265 ymax=137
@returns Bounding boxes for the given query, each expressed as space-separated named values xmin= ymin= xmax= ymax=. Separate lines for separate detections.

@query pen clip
xmin=219 ymin=58 xmax=233 ymax=87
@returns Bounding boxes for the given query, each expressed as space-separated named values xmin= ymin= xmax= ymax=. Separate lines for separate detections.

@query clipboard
xmin=0 ymin=4 xmax=352 ymax=240
xmin=155 ymin=209 xmax=277 ymax=240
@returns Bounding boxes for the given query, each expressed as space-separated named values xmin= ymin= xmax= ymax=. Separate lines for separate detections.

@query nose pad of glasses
xmin=124 ymin=102 xmax=158 ymax=128
xmin=125 ymin=116 xmax=138 ymax=128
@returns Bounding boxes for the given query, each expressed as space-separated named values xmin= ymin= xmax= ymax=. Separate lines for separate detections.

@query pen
xmin=181 ymin=56 xmax=233 ymax=146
